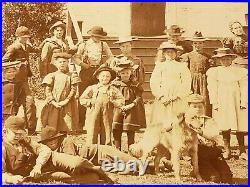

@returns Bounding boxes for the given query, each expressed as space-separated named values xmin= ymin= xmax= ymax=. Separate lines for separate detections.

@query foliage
xmin=2 ymin=2 xmax=66 ymax=52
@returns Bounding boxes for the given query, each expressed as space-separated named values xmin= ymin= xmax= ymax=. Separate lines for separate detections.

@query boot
xmin=113 ymin=130 xmax=122 ymax=151
xmin=236 ymin=132 xmax=247 ymax=160
xmin=221 ymin=130 xmax=231 ymax=159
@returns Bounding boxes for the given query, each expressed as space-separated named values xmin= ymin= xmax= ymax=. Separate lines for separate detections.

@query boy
xmin=80 ymin=65 xmax=124 ymax=145
xmin=180 ymin=31 xmax=212 ymax=116
xmin=2 ymin=116 xmax=51 ymax=184
xmin=2 ymin=26 xmax=37 ymax=135
xmin=75 ymin=26 xmax=114 ymax=129
xmin=185 ymin=94 xmax=232 ymax=183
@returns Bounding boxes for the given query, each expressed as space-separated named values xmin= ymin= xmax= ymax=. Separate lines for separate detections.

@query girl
xmin=150 ymin=42 xmax=192 ymax=129
xmin=41 ymin=52 xmax=80 ymax=132
xmin=206 ymin=48 xmax=248 ymax=160
xmin=112 ymin=58 xmax=146 ymax=151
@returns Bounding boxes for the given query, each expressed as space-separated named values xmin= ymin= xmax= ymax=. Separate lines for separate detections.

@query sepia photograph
xmin=2 ymin=2 xmax=248 ymax=184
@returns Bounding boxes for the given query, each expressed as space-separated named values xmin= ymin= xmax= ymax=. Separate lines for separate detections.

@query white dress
xmin=206 ymin=66 xmax=248 ymax=131
xmin=150 ymin=60 xmax=192 ymax=127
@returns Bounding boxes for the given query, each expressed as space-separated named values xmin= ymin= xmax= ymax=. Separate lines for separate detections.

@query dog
xmin=133 ymin=113 xmax=203 ymax=181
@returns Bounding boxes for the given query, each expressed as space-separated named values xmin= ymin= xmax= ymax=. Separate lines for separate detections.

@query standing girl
xmin=112 ymin=58 xmax=146 ymax=151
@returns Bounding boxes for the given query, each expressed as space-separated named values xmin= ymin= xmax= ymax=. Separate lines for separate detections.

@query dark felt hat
xmin=87 ymin=26 xmax=107 ymax=38
xmin=39 ymin=126 xmax=66 ymax=143
xmin=190 ymin=31 xmax=208 ymax=42
xmin=93 ymin=64 xmax=116 ymax=81
xmin=4 ymin=116 xmax=26 ymax=133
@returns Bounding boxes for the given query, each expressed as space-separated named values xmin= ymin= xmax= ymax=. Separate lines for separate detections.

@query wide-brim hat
xmin=158 ymin=41 xmax=183 ymax=51
xmin=187 ymin=94 xmax=204 ymax=104
xmin=114 ymin=36 xmax=138 ymax=44
xmin=115 ymin=57 xmax=139 ymax=72
xmin=87 ymin=26 xmax=107 ymax=38
xmin=189 ymin=31 xmax=208 ymax=42
xmin=49 ymin=21 xmax=66 ymax=34
xmin=212 ymin=48 xmax=238 ymax=58
xmin=232 ymin=57 xmax=248 ymax=65
xmin=38 ymin=126 xmax=66 ymax=143
xmin=4 ymin=116 xmax=27 ymax=134
xmin=15 ymin=26 xmax=31 ymax=38
xmin=164 ymin=25 xmax=185 ymax=36
xmin=93 ymin=64 xmax=116 ymax=81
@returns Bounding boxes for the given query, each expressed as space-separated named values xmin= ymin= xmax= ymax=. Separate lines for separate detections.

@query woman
xmin=223 ymin=21 xmax=248 ymax=66
xmin=150 ymin=41 xmax=192 ymax=128
xmin=40 ymin=21 xmax=76 ymax=78
xmin=206 ymin=48 xmax=248 ymax=160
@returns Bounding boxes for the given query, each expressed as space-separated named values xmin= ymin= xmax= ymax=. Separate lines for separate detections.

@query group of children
xmin=2 ymin=20 xmax=248 ymax=184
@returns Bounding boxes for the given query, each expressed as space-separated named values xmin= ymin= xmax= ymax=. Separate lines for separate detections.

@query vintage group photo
xmin=2 ymin=2 xmax=248 ymax=184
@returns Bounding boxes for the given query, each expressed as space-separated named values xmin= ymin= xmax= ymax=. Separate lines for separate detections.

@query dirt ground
xmin=19 ymin=99 xmax=248 ymax=185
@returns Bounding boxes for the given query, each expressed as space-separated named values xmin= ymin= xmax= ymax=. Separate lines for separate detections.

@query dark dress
xmin=180 ymin=51 xmax=212 ymax=116
xmin=112 ymin=80 xmax=146 ymax=131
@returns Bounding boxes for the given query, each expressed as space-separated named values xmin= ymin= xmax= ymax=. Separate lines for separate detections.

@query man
xmin=162 ymin=25 xmax=192 ymax=59
xmin=2 ymin=26 xmax=37 ymax=135
xmin=73 ymin=26 xmax=114 ymax=129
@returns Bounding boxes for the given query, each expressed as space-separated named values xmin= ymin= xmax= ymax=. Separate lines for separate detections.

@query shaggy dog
xmin=130 ymin=113 xmax=203 ymax=181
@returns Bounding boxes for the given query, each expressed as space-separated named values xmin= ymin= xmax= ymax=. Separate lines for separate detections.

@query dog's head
xmin=184 ymin=113 xmax=204 ymax=132
xmin=129 ymin=143 xmax=143 ymax=158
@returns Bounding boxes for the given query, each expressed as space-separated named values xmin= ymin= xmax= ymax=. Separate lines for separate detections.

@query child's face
xmin=169 ymin=34 xmax=181 ymax=43
xmin=18 ymin=36 xmax=29 ymax=45
xmin=119 ymin=68 xmax=132 ymax=82
xmin=163 ymin=49 xmax=177 ymax=60
xmin=193 ymin=41 xmax=204 ymax=51
xmin=5 ymin=129 xmax=26 ymax=144
xmin=119 ymin=42 xmax=132 ymax=55
xmin=44 ymin=139 xmax=60 ymax=151
xmin=189 ymin=103 xmax=205 ymax=116
xmin=54 ymin=57 xmax=68 ymax=72
xmin=220 ymin=56 xmax=233 ymax=67
xmin=91 ymin=36 xmax=101 ymax=42
xmin=97 ymin=71 xmax=112 ymax=85
xmin=53 ymin=26 xmax=64 ymax=39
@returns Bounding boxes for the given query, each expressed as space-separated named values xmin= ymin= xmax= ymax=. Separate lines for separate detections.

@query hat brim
xmin=212 ymin=54 xmax=238 ymax=58
xmin=93 ymin=68 xmax=116 ymax=81
xmin=159 ymin=47 xmax=183 ymax=51
xmin=19 ymin=35 xmax=31 ymax=38
xmin=87 ymin=30 xmax=107 ymax=38
xmin=114 ymin=38 xmax=137 ymax=44
xmin=190 ymin=38 xmax=208 ymax=42
xmin=49 ymin=23 xmax=66 ymax=34
xmin=38 ymin=133 xmax=66 ymax=144
xmin=116 ymin=65 xmax=139 ymax=72
xmin=11 ymin=129 xmax=27 ymax=134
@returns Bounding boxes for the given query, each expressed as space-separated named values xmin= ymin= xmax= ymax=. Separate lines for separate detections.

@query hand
xmin=213 ymin=103 xmax=219 ymax=110
xmin=51 ymin=101 xmax=61 ymax=108
xmin=29 ymin=166 xmax=42 ymax=178
xmin=9 ymin=175 xmax=24 ymax=184
xmin=58 ymin=99 xmax=69 ymax=107
xmin=240 ymin=106 xmax=247 ymax=109
xmin=121 ymin=103 xmax=135 ymax=111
